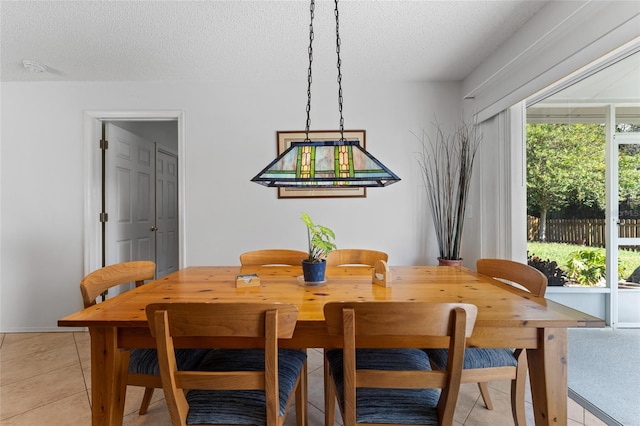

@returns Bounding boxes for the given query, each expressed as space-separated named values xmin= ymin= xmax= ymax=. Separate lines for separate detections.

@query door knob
xmin=150 ymin=226 xmax=158 ymax=232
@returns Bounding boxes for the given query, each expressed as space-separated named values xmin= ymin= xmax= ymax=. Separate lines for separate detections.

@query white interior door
xmin=156 ymin=149 xmax=179 ymax=277
xmin=105 ymin=123 xmax=156 ymax=293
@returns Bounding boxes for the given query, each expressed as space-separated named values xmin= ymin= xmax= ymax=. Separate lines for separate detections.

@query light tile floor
xmin=0 ymin=332 xmax=607 ymax=426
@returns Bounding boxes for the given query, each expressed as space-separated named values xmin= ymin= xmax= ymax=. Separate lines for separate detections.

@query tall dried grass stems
xmin=415 ymin=121 xmax=481 ymax=260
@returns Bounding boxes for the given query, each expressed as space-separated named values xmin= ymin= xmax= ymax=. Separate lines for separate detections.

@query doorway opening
xmin=83 ymin=111 xmax=185 ymax=288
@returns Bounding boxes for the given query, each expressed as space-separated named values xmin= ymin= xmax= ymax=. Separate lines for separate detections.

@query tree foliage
xmin=617 ymin=141 xmax=640 ymax=215
xmin=527 ymin=123 xmax=605 ymax=241
xmin=527 ymin=123 xmax=640 ymax=240
xmin=526 ymin=124 xmax=605 ymax=239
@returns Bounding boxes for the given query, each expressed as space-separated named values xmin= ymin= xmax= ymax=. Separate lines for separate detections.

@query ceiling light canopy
xmin=251 ymin=0 xmax=400 ymax=189
xmin=22 ymin=60 xmax=48 ymax=73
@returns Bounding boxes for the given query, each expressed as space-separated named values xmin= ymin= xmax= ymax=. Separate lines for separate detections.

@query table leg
xmin=89 ymin=327 xmax=127 ymax=426
xmin=527 ymin=327 xmax=568 ymax=426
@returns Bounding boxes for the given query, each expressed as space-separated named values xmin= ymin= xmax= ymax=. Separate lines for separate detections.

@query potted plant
xmin=415 ymin=120 xmax=481 ymax=265
xmin=301 ymin=212 xmax=336 ymax=282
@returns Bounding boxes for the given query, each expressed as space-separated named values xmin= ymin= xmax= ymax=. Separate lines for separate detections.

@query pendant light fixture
xmin=251 ymin=0 xmax=400 ymax=188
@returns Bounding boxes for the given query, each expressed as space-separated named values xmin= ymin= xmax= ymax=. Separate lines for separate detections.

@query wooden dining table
xmin=58 ymin=265 xmax=604 ymax=426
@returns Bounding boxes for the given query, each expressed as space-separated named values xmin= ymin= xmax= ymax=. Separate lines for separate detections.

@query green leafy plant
xmin=565 ymin=249 xmax=606 ymax=286
xmin=527 ymin=254 xmax=567 ymax=286
xmin=528 ymin=242 xmax=635 ymax=283
xmin=301 ymin=212 xmax=336 ymax=263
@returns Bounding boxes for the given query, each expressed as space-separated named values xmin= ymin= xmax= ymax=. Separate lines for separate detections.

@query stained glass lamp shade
xmin=251 ymin=140 xmax=400 ymax=188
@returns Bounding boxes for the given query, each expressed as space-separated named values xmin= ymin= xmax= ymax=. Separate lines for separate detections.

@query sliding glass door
xmin=526 ymin=50 xmax=640 ymax=327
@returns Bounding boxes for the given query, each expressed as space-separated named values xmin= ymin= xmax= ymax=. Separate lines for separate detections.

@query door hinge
xmin=100 ymin=139 xmax=108 ymax=150
xmin=99 ymin=212 xmax=108 ymax=223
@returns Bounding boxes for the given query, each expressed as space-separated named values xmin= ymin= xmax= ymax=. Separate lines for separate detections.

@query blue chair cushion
xmin=185 ymin=348 xmax=307 ymax=425
xmin=326 ymin=348 xmax=440 ymax=425
xmin=425 ymin=348 xmax=517 ymax=370
xmin=129 ymin=348 xmax=209 ymax=375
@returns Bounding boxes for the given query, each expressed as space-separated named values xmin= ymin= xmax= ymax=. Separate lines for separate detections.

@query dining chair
xmin=240 ymin=249 xmax=308 ymax=266
xmin=424 ymin=258 xmax=547 ymax=426
xmin=325 ymin=249 xmax=388 ymax=267
xmin=146 ymin=302 xmax=308 ymax=426
xmin=80 ymin=261 xmax=208 ymax=415
xmin=324 ymin=301 xmax=477 ymax=426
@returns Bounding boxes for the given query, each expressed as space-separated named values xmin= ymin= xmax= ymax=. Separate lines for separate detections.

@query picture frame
xmin=276 ymin=130 xmax=367 ymax=199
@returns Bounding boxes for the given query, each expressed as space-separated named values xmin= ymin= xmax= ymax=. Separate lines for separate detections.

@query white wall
xmin=0 ymin=79 xmax=462 ymax=331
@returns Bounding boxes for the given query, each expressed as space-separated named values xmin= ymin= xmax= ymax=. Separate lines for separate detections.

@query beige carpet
xmin=568 ymin=328 xmax=640 ymax=426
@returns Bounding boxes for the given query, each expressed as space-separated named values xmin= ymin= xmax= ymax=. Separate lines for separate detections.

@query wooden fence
xmin=528 ymin=216 xmax=640 ymax=248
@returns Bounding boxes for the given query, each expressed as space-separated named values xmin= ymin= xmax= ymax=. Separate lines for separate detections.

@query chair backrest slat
xmin=80 ymin=261 xmax=156 ymax=307
xmin=240 ymin=249 xmax=307 ymax=266
xmin=356 ymin=370 xmax=447 ymax=389
xmin=324 ymin=301 xmax=476 ymax=338
xmin=146 ymin=302 xmax=298 ymax=339
xmin=476 ymin=258 xmax=547 ymax=297
xmin=326 ymin=249 xmax=388 ymax=267
xmin=175 ymin=371 xmax=265 ymax=390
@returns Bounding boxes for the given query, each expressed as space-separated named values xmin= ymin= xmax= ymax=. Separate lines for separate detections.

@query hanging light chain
xmin=304 ymin=0 xmax=345 ymax=142
xmin=304 ymin=0 xmax=315 ymax=142
xmin=334 ymin=0 xmax=345 ymax=141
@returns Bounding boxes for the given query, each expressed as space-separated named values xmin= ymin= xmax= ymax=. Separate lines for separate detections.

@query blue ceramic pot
xmin=302 ymin=259 xmax=327 ymax=283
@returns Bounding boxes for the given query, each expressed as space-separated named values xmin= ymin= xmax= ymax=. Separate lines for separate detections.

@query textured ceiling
xmin=1 ymin=0 xmax=549 ymax=82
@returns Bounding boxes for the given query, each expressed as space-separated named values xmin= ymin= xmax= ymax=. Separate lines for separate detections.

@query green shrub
xmin=565 ymin=249 xmax=606 ymax=286
xmin=527 ymin=254 xmax=567 ymax=286
xmin=528 ymin=242 xmax=638 ymax=281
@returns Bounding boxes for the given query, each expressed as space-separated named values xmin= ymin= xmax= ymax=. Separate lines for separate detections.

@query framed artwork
xmin=276 ymin=130 xmax=367 ymax=199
